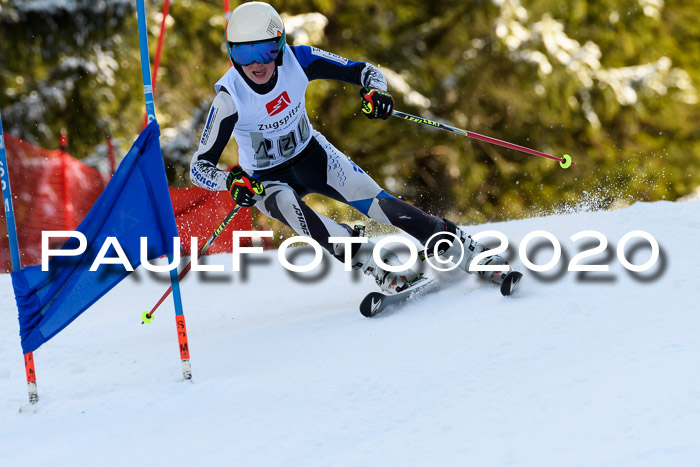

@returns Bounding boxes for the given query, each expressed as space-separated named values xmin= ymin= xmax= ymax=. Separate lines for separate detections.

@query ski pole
xmin=392 ymin=110 xmax=574 ymax=168
xmin=141 ymin=204 xmax=243 ymax=324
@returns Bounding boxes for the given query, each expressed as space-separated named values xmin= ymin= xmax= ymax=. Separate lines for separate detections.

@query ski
xmin=499 ymin=270 xmax=523 ymax=296
xmin=359 ymin=270 xmax=524 ymax=318
xmin=359 ymin=276 xmax=437 ymax=318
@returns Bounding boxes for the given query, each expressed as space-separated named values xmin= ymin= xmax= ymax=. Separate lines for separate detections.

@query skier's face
xmin=242 ymin=61 xmax=276 ymax=85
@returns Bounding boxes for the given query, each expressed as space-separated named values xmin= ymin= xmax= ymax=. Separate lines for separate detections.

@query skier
xmin=190 ymin=1 xmax=521 ymax=296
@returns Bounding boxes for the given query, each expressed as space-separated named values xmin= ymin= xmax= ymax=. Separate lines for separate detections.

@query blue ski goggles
xmin=227 ymin=33 xmax=286 ymax=66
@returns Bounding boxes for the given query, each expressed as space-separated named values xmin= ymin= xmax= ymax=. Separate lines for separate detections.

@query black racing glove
xmin=226 ymin=166 xmax=264 ymax=207
xmin=360 ymin=87 xmax=394 ymax=120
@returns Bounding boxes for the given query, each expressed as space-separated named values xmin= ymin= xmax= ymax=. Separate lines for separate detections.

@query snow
xmin=1 ymin=199 xmax=700 ymax=466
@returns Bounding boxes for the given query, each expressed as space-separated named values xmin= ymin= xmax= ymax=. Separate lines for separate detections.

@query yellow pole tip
xmin=559 ymin=154 xmax=573 ymax=169
xmin=141 ymin=311 xmax=154 ymax=324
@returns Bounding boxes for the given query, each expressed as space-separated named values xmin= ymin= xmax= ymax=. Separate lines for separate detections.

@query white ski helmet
xmin=226 ymin=2 xmax=286 ymax=66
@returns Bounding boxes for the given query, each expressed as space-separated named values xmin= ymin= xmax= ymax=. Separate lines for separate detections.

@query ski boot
xmin=343 ymin=226 xmax=422 ymax=294
xmin=426 ymin=219 xmax=522 ymax=296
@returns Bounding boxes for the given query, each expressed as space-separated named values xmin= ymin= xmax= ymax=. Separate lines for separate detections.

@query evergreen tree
xmin=1 ymin=0 xmax=697 ymax=224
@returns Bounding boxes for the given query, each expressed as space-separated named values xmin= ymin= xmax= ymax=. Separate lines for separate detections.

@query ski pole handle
xmin=141 ymin=204 xmax=243 ymax=324
xmin=392 ymin=110 xmax=574 ymax=168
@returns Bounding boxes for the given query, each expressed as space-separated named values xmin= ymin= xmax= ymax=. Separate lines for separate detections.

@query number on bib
xmin=251 ymin=132 xmax=274 ymax=167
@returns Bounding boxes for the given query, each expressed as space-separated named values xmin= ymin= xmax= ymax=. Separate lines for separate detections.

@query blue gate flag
xmin=12 ymin=121 xmax=178 ymax=353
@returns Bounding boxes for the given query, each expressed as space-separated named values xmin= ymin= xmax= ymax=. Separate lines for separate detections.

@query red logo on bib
xmin=266 ymin=91 xmax=291 ymax=116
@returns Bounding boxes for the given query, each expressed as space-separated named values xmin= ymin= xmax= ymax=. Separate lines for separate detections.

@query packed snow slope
xmin=1 ymin=199 xmax=699 ymax=467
